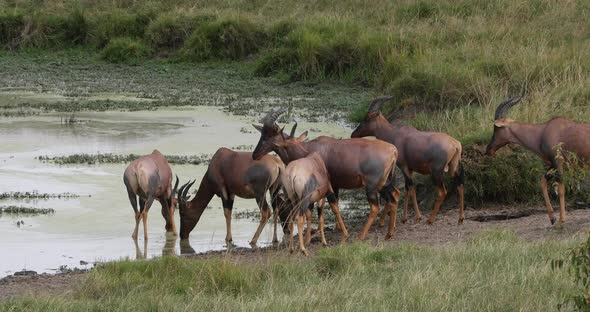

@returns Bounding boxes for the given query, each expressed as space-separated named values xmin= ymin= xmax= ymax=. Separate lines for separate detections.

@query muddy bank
xmin=2 ymin=204 xmax=589 ymax=301
xmin=0 ymin=52 xmax=369 ymax=120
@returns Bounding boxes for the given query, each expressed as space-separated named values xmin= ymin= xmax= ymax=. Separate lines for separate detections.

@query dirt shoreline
xmin=1 ymin=204 xmax=588 ymax=301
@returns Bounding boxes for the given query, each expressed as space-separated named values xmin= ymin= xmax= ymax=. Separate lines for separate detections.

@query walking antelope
xmin=123 ymin=149 xmax=179 ymax=240
xmin=351 ymin=96 xmax=465 ymax=225
xmin=176 ymin=148 xmax=286 ymax=245
xmin=253 ymin=109 xmax=401 ymax=240
xmin=486 ymin=96 xmax=590 ymax=225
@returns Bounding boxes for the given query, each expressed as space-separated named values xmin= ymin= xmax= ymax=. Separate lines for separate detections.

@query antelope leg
xmin=426 ymin=185 xmax=447 ymax=225
xmin=540 ymin=175 xmax=556 ymax=225
xmin=297 ymin=214 xmax=308 ymax=256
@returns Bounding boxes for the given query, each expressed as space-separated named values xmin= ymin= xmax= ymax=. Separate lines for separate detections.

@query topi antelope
xmin=486 ymin=96 xmax=590 ymax=225
xmin=351 ymin=96 xmax=465 ymax=225
xmin=176 ymin=148 xmax=286 ymax=245
xmin=123 ymin=149 xmax=179 ymax=241
xmin=253 ymin=109 xmax=401 ymax=240
xmin=280 ymin=150 xmax=334 ymax=255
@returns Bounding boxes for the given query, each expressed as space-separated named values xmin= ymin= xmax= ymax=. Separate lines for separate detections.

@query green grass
xmin=1 ymin=0 xmax=590 ymax=205
xmin=0 ymin=230 xmax=580 ymax=311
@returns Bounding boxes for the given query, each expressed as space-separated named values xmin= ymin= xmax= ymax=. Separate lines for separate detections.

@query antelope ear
xmin=297 ymin=131 xmax=308 ymax=142
xmin=494 ymin=119 xmax=512 ymax=128
xmin=252 ymin=124 xmax=263 ymax=132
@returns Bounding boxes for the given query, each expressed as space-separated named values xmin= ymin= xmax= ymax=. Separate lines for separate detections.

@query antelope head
xmin=177 ymin=179 xmax=197 ymax=240
xmin=486 ymin=96 xmax=523 ymax=156
xmin=351 ymin=96 xmax=393 ymax=138
xmin=252 ymin=108 xmax=299 ymax=160
xmin=271 ymin=130 xmax=309 ymax=164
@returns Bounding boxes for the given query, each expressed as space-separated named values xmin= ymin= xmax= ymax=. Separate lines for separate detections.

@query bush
xmin=90 ymin=9 xmax=153 ymax=47
xmin=181 ymin=17 xmax=265 ymax=61
xmin=462 ymin=146 xmax=544 ymax=206
xmin=146 ymin=13 xmax=213 ymax=53
xmin=552 ymin=232 xmax=590 ymax=311
xmin=100 ymin=37 xmax=149 ymax=63
xmin=0 ymin=10 xmax=24 ymax=49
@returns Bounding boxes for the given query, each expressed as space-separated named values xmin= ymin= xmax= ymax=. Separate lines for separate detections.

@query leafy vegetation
xmin=0 ymin=231 xmax=580 ymax=311
xmin=1 ymin=0 xmax=590 ymax=206
xmin=553 ymin=232 xmax=590 ymax=311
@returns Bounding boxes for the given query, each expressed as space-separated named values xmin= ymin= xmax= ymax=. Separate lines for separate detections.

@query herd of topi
xmin=123 ymin=96 xmax=590 ymax=255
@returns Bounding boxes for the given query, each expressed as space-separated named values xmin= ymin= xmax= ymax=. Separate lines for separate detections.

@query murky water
xmin=0 ymin=106 xmax=351 ymax=277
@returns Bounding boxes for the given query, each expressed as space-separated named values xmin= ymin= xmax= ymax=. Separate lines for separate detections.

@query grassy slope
xmin=0 ymin=231 xmax=579 ymax=311
xmin=1 ymin=0 xmax=589 ymax=203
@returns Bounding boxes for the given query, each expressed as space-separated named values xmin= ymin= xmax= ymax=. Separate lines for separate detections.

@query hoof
xmin=550 ymin=217 xmax=556 ymax=225
xmin=301 ymin=250 xmax=309 ymax=256
xmin=384 ymin=234 xmax=394 ymax=240
xmin=458 ymin=218 xmax=464 ymax=225
xmin=426 ymin=219 xmax=434 ymax=225
xmin=401 ymin=218 xmax=408 ymax=224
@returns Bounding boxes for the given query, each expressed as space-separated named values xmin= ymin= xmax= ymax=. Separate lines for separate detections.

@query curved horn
xmin=289 ymin=122 xmax=298 ymax=138
xmin=183 ymin=179 xmax=197 ymax=199
xmin=367 ymin=96 xmax=394 ymax=113
xmin=178 ymin=181 xmax=190 ymax=199
xmin=494 ymin=96 xmax=523 ymax=120
xmin=172 ymin=175 xmax=180 ymax=195
xmin=261 ymin=108 xmax=287 ymax=127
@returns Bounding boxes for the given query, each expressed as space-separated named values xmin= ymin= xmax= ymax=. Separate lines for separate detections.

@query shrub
xmin=0 ymin=10 xmax=24 ymax=49
xmin=552 ymin=232 xmax=590 ymax=311
xmin=181 ymin=17 xmax=265 ymax=61
xmin=462 ymin=145 xmax=544 ymax=206
xmin=90 ymin=9 xmax=153 ymax=47
xmin=146 ymin=13 xmax=213 ymax=53
xmin=100 ymin=37 xmax=149 ymax=64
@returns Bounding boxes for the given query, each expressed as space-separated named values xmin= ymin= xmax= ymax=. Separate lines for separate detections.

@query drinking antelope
xmin=123 ymin=149 xmax=179 ymax=241
xmin=253 ymin=109 xmax=401 ymax=240
xmin=351 ymin=96 xmax=465 ymax=225
xmin=176 ymin=148 xmax=286 ymax=245
xmin=486 ymin=96 xmax=590 ymax=225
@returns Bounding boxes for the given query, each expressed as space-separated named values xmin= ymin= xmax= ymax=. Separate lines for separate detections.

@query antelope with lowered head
xmin=351 ymin=96 xmax=465 ymax=225
xmin=253 ymin=109 xmax=401 ymax=240
xmin=123 ymin=149 xmax=179 ymax=240
xmin=176 ymin=148 xmax=285 ymax=245
xmin=486 ymin=96 xmax=590 ymax=225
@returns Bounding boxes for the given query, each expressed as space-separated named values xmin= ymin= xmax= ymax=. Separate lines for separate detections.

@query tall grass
xmin=0 ymin=230 xmax=579 ymax=311
xmin=1 ymin=0 xmax=590 ymax=205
